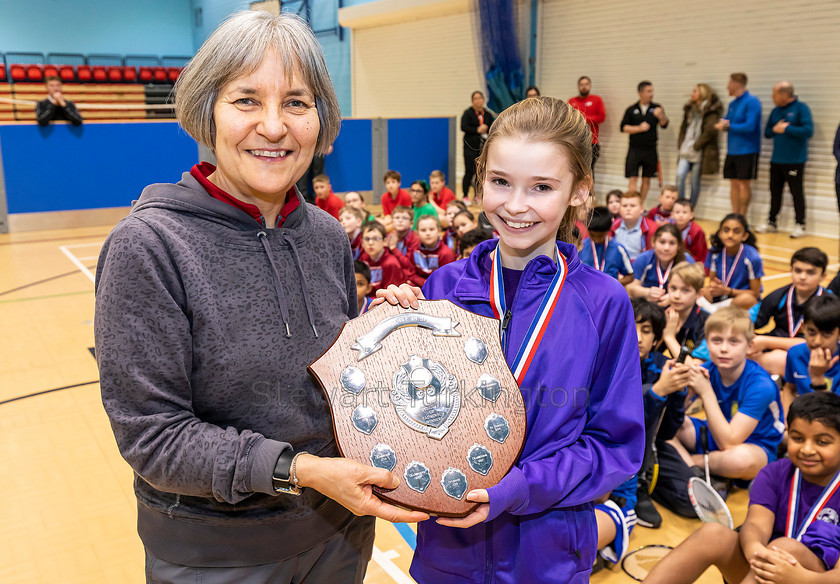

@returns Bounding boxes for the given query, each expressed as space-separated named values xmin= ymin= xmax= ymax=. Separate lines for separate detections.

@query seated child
xmin=443 ymin=200 xmax=469 ymax=251
xmin=408 ymin=180 xmax=439 ymax=230
xmin=658 ymin=261 xmax=710 ymax=360
xmin=379 ymin=170 xmax=412 ymax=230
xmin=406 ymin=215 xmax=456 ymax=286
xmin=606 ymin=189 xmax=623 ymax=221
xmin=644 ymin=392 xmax=840 ymax=584
xmin=783 ymin=294 xmax=840 ymax=414
xmin=703 ymin=213 xmax=764 ymax=310
xmin=646 ymin=184 xmax=678 ymax=225
xmin=671 ymin=199 xmax=708 ymax=263
xmin=451 ymin=209 xmax=481 ymax=253
xmin=458 ymin=228 xmax=492 ymax=259
xmin=610 ymin=191 xmax=657 ymax=262
xmin=674 ymin=306 xmax=785 ymax=481
xmin=428 ymin=170 xmax=456 ymax=222
xmin=354 ymin=260 xmax=373 ymax=315
xmin=312 ymin=174 xmax=343 ymax=219
xmin=358 ymin=221 xmax=407 ymax=295
xmin=384 ymin=205 xmax=420 ymax=257
xmin=579 ymin=206 xmax=633 ymax=284
xmin=752 ymin=247 xmax=830 ymax=377
xmin=627 ymin=223 xmax=694 ymax=306
xmin=338 ymin=205 xmax=366 ymax=260
xmin=343 ymin=191 xmax=375 ymax=222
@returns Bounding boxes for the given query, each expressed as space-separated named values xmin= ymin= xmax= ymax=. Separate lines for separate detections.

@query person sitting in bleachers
xmin=36 ymin=76 xmax=83 ymax=126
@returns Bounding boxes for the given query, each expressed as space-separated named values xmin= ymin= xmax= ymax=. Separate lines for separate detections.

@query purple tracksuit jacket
xmin=412 ymin=239 xmax=644 ymax=583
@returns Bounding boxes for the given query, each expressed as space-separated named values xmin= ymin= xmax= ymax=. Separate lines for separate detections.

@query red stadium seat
xmin=26 ymin=64 xmax=44 ymax=82
xmin=59 ymin=65 xmax=76 ymax=82
xmin=77 ymin=65 xmax=92 ymax=83
xmin=10 ymin=64 xmax=26 ymax=82
xmin=138 ymin=66 xmax=153 ymax=83
xmin=92 ymin=66 xmax=107 ymax=82
xmin=0 ymin=64 xmax=6 ymax=82
xmin=107 ymin=66 xmax=123 ymax=82
xmin=122 ymin=66 xmax=137 ymax=83
xmin=152 ymin=66 xmax=167 ymax=83
xmin=43 ymin=65 xmax=59 ymax=78
xmin=166 ymin=67 xmax=182 ymax=83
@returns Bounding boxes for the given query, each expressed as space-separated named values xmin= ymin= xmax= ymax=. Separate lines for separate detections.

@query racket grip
xmin=699 ymin=425 xmax=709 ymax=454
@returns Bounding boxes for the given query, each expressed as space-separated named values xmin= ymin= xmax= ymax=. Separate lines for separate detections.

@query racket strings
xmin=688 ymin=477 xmax=733 ymax=528
xmin=621 ymin=545 xmax=673 ymax=581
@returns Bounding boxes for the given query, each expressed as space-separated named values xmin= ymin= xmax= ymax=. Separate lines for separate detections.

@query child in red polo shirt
xmin=671 ymin=199 xmax=708 ymax=263
xmin=313 ymin=174 xmax=343 ymax=219
xmin=379 ymin=170 xmax=412 ymax=231
xmin=339 ymin=205 xmax=365 ymax=260
xmin=406 ymin=215 xmax=456 ymax=286
xmin=429 ymin=170 xmax=456 ymax=219
xmin=359 ymin=221 xmax=407 ymax=294
xmin=646 ymin=185 xmax=678 ymax=225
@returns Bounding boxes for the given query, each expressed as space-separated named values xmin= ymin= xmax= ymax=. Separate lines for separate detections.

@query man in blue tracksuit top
xmin=410 ymin=239 xmax=645 ymax=583
xmin=715 ymin=72 xmax=762 ymax=216
xmin=757 ymin=81 xmax=813 ymax=238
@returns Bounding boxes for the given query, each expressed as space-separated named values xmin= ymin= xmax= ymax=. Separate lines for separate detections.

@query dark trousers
xmin=463 ymin=147 xmax=480 ymax=199
xmin=769 ymin=162 xmax=806 ymax=225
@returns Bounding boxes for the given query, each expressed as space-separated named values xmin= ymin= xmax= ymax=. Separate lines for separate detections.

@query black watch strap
xmin=272 ymin=449 xmax=300 ymax=495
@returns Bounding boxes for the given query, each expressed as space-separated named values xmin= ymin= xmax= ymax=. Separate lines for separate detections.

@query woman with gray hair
xmin=95 ymin=11 xmax=426 ymax=583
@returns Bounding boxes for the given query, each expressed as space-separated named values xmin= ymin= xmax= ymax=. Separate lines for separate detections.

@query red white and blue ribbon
xmin=590 ymin=237 xmax=609 ymax=271
xmin=656 ymin=259 xmax=674 ymax=289
xmin=785 ymin=467 xmax=840 ymax=541
xmin=721 ymin=244 xmax=744 ymax=288
xmin=489 ymin=242 xmax=568 ymax=385
xmin=787 ymin=285 xmax=824 ymax=338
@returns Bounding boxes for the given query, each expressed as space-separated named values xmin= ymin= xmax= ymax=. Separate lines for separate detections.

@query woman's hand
xmin=435 ymin=489 xmax=489 ymax=528
xmin=295 ymin=455 xmax=429 ymax=523
xmin=370 ymin=283 xmax=424 ymax=310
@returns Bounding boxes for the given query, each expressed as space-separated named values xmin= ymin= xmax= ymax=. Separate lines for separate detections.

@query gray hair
xmin=775 ymin=81 xmax=795 ymax=97
xmin=175 ymin=11 xmax=340 ymax=156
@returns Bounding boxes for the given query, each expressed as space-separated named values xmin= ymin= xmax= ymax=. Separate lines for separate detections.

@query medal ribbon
xmin=489 ymin=242 xmax=568 ymax=385
xmin=721 ymin=244 xmax=744 ymax=288
xmin=786 ymin=467 xmax=840 ymax=540
xmin=590 ymin=237 xmax=609 ymax=271
xmin=656 ymin=259 xmax=674 ymax=289
xmin=787 ymin=285 xmax=824 ymax=338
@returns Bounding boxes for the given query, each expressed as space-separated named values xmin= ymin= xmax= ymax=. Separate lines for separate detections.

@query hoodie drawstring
xmin=257 ymin=231 xmax=319 ymax=338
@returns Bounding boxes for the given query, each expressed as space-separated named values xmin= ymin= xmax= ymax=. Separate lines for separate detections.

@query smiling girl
xmin=703 ymin=213 xmax=764 ymax=309
xmin=627 ymin=223 xmax=694 ymax=306
xmin=377 ymin=97 xmax=644 ymax=583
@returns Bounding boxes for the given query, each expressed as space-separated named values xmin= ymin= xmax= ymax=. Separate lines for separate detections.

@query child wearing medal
xmin=703 ymin=213 xmax=764 ymax=309
xmin=643 ymin=392 xmax=840 ymax=583
xmin=751 ymin=247 xmax=830 ymax=377
xmin=376 ymin=97 xmax=645 ymax=583
xmin=627 ymin=223 xmax=694 ymax=307
xmin=579 ymin=206 xmax=634 ymax=284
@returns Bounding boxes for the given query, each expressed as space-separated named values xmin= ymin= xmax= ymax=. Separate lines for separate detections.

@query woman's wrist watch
xmin=272 ymin=449 xmax=305 ymax=495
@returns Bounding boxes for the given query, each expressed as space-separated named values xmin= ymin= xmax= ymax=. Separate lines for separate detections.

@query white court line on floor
xmin=59 ymin=245 xmax=96 ymax=284
xmin=59 ymin=241 xmax=104 ymax=249
xmin=74 ymin=255 xmax=100 ymax=262
xmin=371 ymin=546 xmax=414 ymax=584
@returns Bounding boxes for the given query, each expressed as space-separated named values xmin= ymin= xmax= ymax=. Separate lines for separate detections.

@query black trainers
xmin=635 ymin=482 xmax=662 ymax=528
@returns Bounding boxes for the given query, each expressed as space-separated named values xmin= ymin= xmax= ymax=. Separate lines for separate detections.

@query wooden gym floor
xmin=0 ymin=217 xmax=837 ymax=584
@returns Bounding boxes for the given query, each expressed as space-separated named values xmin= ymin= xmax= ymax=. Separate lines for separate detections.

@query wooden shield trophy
xmin=308 ymin=299 xmax=527 ymax=517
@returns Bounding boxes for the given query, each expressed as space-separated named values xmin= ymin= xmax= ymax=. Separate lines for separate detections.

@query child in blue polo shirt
xmin=703 ymin=213 xmax=763 ymax=309
xmin=579 ymin=206 xmax=633 ymax=284
xmin=674 ymin=306 xmax=785 ymax=480
xmin=783 ymin=294 xmax=840 ymax=413
xmin=627 ymin=223 xmax=695 ymax=306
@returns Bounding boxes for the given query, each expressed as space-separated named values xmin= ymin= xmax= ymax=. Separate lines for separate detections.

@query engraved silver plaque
xmin=466 ymin=443 xmax=493 ymax=476
xmin=351 ymin=404 xmax=377 ymax=435
xmin=464 ymin=337 xmax=488 ymax=365
xmin=391 ymin=355 xmax=460 ymax=440
xmin=340 ymin=365 xmax=366 ymax=395
xmin=441 ymin=467 xmax=468 ymax=500
xmin=404 ymin=460 xmax=432 ymax=493
xmin=476 ymin=373 xmax=502 ymax=402
xmin=369 ymin=443 xmax=397 ymax=471
xmin=484 ymin=413 xmax=510 ymax=444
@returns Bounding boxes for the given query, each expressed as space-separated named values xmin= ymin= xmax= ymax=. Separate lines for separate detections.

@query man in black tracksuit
xmin=621 ymin=81 xmax=668 ymax=204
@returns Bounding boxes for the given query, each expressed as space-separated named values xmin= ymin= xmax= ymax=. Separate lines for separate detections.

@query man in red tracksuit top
xmin=569 ymin=76 xmax=606 ymax=172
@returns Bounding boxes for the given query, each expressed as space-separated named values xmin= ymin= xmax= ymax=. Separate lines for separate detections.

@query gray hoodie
xmin=94 ymin=170 xmax=371 ymax=566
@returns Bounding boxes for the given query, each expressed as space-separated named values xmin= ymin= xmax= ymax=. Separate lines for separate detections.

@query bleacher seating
xmin=1 ymin=51 xmax=186 ymax=121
